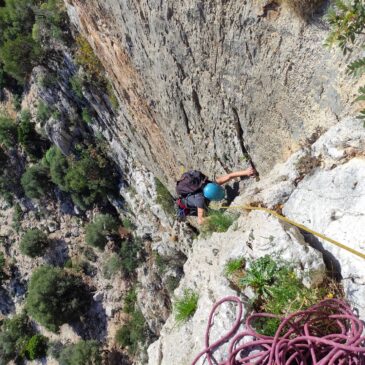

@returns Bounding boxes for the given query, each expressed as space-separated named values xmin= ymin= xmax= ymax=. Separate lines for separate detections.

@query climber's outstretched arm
xmin=197 ymin=208 xmax=205 ymax=225
xmin=215 ymin=167 xmax=255 ymax=185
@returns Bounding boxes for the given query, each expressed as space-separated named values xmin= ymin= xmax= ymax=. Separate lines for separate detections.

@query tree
xmin=85 ymin=214 xmax=119 ymax=250
xmin=20 ymin=228 xmax=49 ymax=258
xmin=25 ymin=334 xmax=48 ymax=360
xmin=0 ymin=115 xmax=17 ymax=148
xmin=0 ymin=35 xmax=42 ymax=84
xmin=21 ymin=163 xmax=52 ymax=199
xmin=26 ymin=266 xmax=91 ymax=332
xmin=57 ymin=340 xmax=102 ymax=365
xmin=0 ymin=313 xmax=34 ymax=365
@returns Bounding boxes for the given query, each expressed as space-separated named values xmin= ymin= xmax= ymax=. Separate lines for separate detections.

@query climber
xmin=176 ymin=167 xmax=256 ymax=225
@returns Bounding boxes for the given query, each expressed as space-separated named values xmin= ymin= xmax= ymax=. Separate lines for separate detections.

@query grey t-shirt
xmin=185 ymin=192 xmax=208 ymax=209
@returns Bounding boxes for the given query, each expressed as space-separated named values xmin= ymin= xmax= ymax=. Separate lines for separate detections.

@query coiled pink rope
xmin=191 ymin=297 xmax=365 ymax=365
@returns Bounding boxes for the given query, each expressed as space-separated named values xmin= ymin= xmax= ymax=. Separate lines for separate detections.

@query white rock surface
xmin=147 ymin=211 xmax=325 ymax=365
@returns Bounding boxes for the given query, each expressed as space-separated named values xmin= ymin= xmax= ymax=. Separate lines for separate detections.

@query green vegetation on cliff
xmin=26 ymin=266 xmax=91 ymax=332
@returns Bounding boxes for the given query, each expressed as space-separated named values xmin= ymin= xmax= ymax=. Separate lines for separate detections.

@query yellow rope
xmin=220 ymin=205 xmax=365 ymax=261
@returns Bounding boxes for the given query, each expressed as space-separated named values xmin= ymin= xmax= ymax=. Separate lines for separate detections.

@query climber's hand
xmin=245 ymin=166 xmax=256 ymax=176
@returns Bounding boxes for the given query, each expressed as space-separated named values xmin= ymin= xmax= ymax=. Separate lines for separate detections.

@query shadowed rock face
xmin=65 ymin=0 xmax=356 ymax=185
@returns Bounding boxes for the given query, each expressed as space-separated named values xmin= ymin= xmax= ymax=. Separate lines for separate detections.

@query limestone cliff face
xmin=65 ymin=0 xmax=358 ymax=185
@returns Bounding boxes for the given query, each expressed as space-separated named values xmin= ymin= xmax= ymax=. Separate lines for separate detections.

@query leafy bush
xmin=85 ymin=214 xmax=119 ymax=249
xmin=119 ymin=236 xmax=142 ymax=277
xmin=46 ymin=146 xmax=69 ymax=190
xmin=17 ymin=109 xmax=46 ymax=159
xmin=0 ymin=252 xmax=5 ymax=284
xmin=174 ymin=289 xmax=199 ymax=323
xmin=12 ymin=204 xmax=23 ymax=233
xmin=20 ymin=228 xmax=49 ymax=258
xmin=326 ymin=0 xmax=365 ymax=122
xmin=37 ymin=101 xmax=52 ymax=124
xmin=70 ymin=74 xmax=84 ymax=98
xmin=0 ymin=35 xmax=42 ymax=84
xmin=0 ymin=313 xmax=34 ymax=365
xmin=64 ymin=147 xmax=118 ymax=209
xmin=155 ymin=178 xmax=175 ymax=216
xmin=103 ymin=254 xmax=123 ymax=279
xmin=57 ymin=340 xmax=102 ymax=365
xmin=106 ymin=81 xmax=119 ymax=110
xmin=115 ymin=308 xmax=147 ymax=355
xmin=123 ymin=287 xmax=137 ymax=314
xmin=25 ymin=334 xmax=48 ymax=360
xmin=241 ymin=255 xmax=325 ymax=336
xmin=26 ymin=266 xmax=91 ymax=332
xmin=21 ymin=163 xmax=52 ymax=199
xmin=201 ymin=210 xmax=236 ymax=235
xmin=0 ymin=115 xmax=17 ymax=148
xmin=81 ymin=108 xmax=92 ymax=124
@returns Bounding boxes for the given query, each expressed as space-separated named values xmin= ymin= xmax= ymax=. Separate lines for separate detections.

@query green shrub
xmin=122 ymin=217 xmax=136 ymax=230
xmin=165 ymin=275 xmax=180 ymax=293
xmin=0 ymin=35 xmax=42 ymax=84
xmin=201 ymin=210 xmax=236 ymax=235
xmin=154 ymin=252 xmax=169 ymax=274
xmin=12 ymin=204 xmax=23 ymax=233
xmin=20 ymin=228 xmax=49 ymax=258
xmin=174 ymin=289 xmax=199 ymax=323
xmin=46 ymin=146 xmax=69 ymax=190
xmin=64 ymin=147 xmax=118 ymax=209
xmin=0 ymin=115 xmax=17 ymax=148
xmin=119 ymin=237 xmax=142 ymax=277
xmin=57 ymin=340 xmax=102 ymax=365
xmin=241 ymin=255 xmax=325 ymax=336
xmin=326 ymin=0 xmax=365 ymax=122
xmin=70 ymin=74 xmax=84 ymax=98
xmin=103 ymin=254 xmax=123 ymax=279
xmin=123 ymin=287 xmax=137 ymax=314
xmin=0 ymin=313 xmax=34 ymax=365
xmin=224 ymin=257 xmax=245 ymax=278
xmin=81 ymin=108 xmax=92 ymax=124
xmin=21 ymin=163 xmax=52 ymax=199
xmin=37 ymin=101 xmax=52 ymax=124
xmin=106 ymin=81 xmax=119 ymax=110
xmin=17 ymin=109 xmax=44 ymax=158
xmin=115 ymin=308 xmax=147 ymax=355
xmin=25 ymin=334 xmax=48 ymax=360
xmin=26 ymin=266 xmax=91 ymax=332
xmin=85 ymin=214 xmax=119 ymax=250
xmin=155 ymin=178 xmax=175 ymax=216
xmin=0 ymin=252 xmax=5 ymax=284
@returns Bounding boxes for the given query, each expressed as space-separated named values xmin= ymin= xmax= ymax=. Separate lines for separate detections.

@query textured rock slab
xmin=147 ymin=211 xmax=325 ymax=365
xmin=283 ymin=157 xmax=365 ymax=317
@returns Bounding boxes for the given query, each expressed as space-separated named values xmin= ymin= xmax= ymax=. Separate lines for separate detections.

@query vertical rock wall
xmin=65 ymin=0 xmax=357 ymax=186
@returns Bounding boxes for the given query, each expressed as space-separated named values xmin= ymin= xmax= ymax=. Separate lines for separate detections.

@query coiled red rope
xmin=191 ymin=297 xmax=365 ymax=365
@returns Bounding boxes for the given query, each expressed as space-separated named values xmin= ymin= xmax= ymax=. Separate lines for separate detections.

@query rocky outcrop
xmin=64 ymin=0 xmax=360 ymax=187
xmin=147 ymin=211 xmax=325 ymax=365
xmin=147 ymin=117 xmax=365 ymax=364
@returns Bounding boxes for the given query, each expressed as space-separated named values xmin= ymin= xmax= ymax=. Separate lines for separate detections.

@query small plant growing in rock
xmin=25 ymin=334 xmax=48 ymax=361
xmin=103 ymin=254 xmax=123 ymax=279
xmin=174 ymin=289 xmax=199 ymax=323
xmin=85 ymin=214 xmax=119 ymax=250
xmin=241 ymin=255 xmax=327 ymax=336
xmin=224 ymin=257 xmax=246 ymax=289
xmin=155 ymin=178 xmax=175 ymax=216
xmin=56 ymin=340 xmax=102 ymax=365
xmin=20 ymin=228 xmax=49 ymax=258
xmin=201 ymin=210 xmax=236 ymax=235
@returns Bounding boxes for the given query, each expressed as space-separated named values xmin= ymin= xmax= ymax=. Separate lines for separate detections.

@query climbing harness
xmin=219 ymin=204 xmax=365 ymax=261
xmin=191 ymin=297 xmax=365 ymax=365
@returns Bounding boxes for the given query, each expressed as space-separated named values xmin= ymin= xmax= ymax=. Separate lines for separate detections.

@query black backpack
xmin=176 ymin=170 xmax=208 ymax=197
xmin=175 ymin=170 xmax=207 ymax=220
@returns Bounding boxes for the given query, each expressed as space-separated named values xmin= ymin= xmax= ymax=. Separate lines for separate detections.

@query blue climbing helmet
xmin=203 ymin=182 xmax=225 ymax=201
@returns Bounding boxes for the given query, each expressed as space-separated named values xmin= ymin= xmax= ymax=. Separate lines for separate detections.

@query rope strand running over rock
xmin=191 ymin=297 xmax=365 ymax=365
